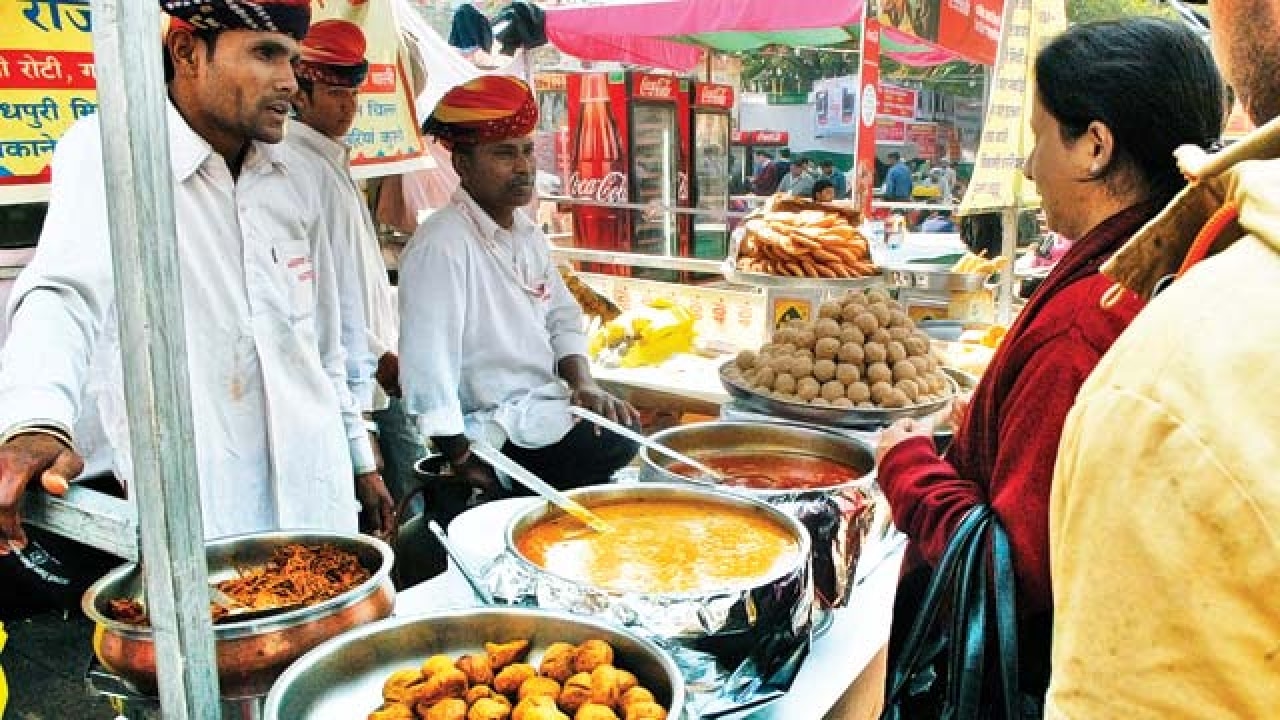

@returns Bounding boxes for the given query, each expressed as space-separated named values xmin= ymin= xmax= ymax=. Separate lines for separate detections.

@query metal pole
xmin=998 ymin=205 xmax=1018 ymax=324
xmin=90 ymin=0 xmax=220 ymax=716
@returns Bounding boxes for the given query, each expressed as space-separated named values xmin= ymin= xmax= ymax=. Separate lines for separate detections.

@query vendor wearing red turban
xmin=297 ymin=19 xmax=370 ymax=90
xmin=401 ymin=75 xmax=640 ymax=506
xmin=421 ymin=75 xmax=539 ymax=150
xmin=292 ymin=20 xmax=368 ymax=139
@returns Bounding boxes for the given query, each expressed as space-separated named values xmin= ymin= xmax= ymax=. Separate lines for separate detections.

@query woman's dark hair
xmin=1035 ymin=17 xmax=1224 ymax=207
xmin=812 ymin=178 xmax=834 ymax=198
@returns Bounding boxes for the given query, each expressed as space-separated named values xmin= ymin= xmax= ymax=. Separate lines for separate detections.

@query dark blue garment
xmin=884 ymin=162 xmax=914 ymax=201
xmin=449 ymin=3 xmax=493 ymax=53
xmin=826 ymin=171 xmax=849 ymax=200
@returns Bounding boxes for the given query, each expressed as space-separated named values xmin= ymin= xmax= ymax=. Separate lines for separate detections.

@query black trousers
xmin=501 ymin=419 xmax=640 ymax=493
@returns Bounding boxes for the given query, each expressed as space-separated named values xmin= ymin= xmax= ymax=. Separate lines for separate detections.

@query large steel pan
xmin=264 ymin=607 xmax=685 ymax=719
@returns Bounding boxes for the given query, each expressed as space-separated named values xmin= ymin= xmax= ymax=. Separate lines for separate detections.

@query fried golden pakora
xmin=538 ymin=642 xmax=577 ymax=683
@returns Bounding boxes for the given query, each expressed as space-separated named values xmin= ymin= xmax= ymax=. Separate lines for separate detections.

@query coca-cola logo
xmin=568 ymin=171 xmax=628 ymax=203
xmin=637 ymin=75 xmax=675 ymax=100
xmin=677 ymin=171 xmax=689 ymax=202
xmin=697 ymin=84 xmax=733 ymax=108
xmin=756 ymin=131 xmax=787 ymax=144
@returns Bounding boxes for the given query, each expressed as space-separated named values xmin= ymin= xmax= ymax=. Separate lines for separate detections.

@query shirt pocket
xmin=276 ymin=238 xmax=317 ymax=322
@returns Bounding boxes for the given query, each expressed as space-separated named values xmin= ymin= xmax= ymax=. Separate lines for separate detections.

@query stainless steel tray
xmin=719 ymin=360 xmax=955 ymax=429
xmin=882 ymin=263 xmax=989 ymax=292
xmin=265 ymin=608 xmax=685 ymax=720
xmin=723 ymin=261 xmax=884 ymax=290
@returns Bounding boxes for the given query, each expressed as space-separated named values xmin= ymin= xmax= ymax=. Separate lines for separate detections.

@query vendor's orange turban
xmin=160 ymin=0 xmax=311 ymax=41
xmin=297 ymin=20 xmax=370 ymax=87
xmin=423 ymin=75 xmax=538 ymax=149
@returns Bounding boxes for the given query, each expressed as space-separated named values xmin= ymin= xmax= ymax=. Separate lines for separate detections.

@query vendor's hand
xmin=876 ymin=417 xmax=935 ymax=467
xmin=356 ymin=471 xmax=395 ymax=538
xmin=452 ymin=453 xmax=502 ymax=497
xmin=0 ymin=434 xmax=81 ymax=554
xmin=369 ymin=431 xmax=386 ymax=475
xmin=569 ymin=382 xmax=641 ymax=431
xmin=376 ymin=352 xmax=401 ymax=398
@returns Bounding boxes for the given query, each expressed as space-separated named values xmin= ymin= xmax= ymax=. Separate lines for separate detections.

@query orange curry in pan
xmin=516 ymin=498 xmax=800 ymax=595
xmin=671 ymin=452 xmax=860 ymax=491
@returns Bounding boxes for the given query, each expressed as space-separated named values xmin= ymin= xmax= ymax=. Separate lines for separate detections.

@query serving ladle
xmin=469 ymin=441 xmax=614 ymax=533
xmin=568 ymin=406 xmax=751 ymax=485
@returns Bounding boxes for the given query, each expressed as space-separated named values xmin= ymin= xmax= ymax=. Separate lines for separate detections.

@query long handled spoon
xmin=427 ymin=520 xmax=494 ymax=605
xmin=469 ymin=441 xmax=614 ymax=533
xmin=568 ymin=405 xmax=727 ymax=483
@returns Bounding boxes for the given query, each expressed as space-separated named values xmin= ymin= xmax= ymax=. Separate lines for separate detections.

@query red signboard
xmin=634 ymin=73 xmax=681 ymax=101
xmin=879 ymin=83 xmax=918 ymax=120
xmin=694 ymin=82 xmax=735 ymax=109
xmin=731 ymin=130 xmax=789 ymax=146
xmin=938 ymin=0 xmax=1004 ymax=66
xmin=906 ymin=122 xmax=940 ymax=159
xmin=877 ymin=0 xmax=1004 ymax=67
xmin=876 ymin=117 xmax=906 ymax=143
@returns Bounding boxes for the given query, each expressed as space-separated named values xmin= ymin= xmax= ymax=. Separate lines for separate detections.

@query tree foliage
xmin=1067 ymin=0 xmax=1174 ymax=23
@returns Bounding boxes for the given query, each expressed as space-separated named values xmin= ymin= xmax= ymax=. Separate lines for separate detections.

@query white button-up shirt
xmin=285 ymin=121 xmax=396 ymax=411
xmin=0 ymin=103 xmax=374 ymax=538
xmin=399 ymin=188 xmax=587 ymax=449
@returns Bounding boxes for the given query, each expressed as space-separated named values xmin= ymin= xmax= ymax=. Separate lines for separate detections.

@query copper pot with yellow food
xmin=82 ymin=531 xmax=395 ymax=699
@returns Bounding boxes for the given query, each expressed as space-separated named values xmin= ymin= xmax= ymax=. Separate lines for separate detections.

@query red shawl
xmin=880 ymin=202 xmax=1154 ymax=619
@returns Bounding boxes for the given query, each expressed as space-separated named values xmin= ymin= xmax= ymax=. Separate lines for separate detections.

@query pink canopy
xmin=545 ymin=0 xmax=868 ymax=72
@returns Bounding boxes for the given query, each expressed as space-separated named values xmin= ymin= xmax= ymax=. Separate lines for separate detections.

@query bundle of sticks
xmin=735 ymin=199 xmax=876 ymax=279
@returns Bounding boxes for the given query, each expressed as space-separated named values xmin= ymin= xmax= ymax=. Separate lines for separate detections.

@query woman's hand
xmin=876 ymin=417 xmax=935 ymax=466
xmin=949 ymin=391 xmax=973 ymax=430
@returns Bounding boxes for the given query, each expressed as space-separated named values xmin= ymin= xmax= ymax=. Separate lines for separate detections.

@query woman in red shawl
xmin=875 ymin=18 xmax=1224 ymax=705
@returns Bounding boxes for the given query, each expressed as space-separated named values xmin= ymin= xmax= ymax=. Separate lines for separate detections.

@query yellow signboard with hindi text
xmin=310 ymin=0 xmax=426 ymax=179
xmin=0 ymin=0 xmax=97 ymax=206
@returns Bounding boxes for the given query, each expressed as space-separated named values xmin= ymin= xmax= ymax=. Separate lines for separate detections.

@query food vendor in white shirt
xmin=399 ymin=75 xmax=639 ymax=498
xmin=0 ymin=0 xmax=394 ymax=554
xmin=286 ymin=20 xmax=425 ymax=510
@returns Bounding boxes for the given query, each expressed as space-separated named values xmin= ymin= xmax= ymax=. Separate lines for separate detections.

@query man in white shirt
xmin=399 ymin=75 xmax=639 ymax=497
xmin=287 ymin=20 xmax=425 ymax=510
xmin=0 ymin=0 xmax=392 ymax=553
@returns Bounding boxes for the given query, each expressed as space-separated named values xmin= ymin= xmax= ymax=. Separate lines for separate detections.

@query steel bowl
xmin=82 ymin=531 xmax=395 ymax=699
xmin=264 ymin=607 xmax=685 ymax=719
xmin=639 ymin=421 xmax=878 ymax=608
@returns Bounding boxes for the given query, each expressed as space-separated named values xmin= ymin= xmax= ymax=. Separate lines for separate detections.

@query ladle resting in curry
xmin=516 ymin=498 xmax=800 ymax=594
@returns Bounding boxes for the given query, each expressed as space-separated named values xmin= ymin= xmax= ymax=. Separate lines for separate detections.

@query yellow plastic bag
xmin=1 ymin=621 xmax=9 ymax=715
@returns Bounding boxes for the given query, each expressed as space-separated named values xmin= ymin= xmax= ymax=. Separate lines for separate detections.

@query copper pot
xmin=82 ymin=531 xmax=395 ymax=699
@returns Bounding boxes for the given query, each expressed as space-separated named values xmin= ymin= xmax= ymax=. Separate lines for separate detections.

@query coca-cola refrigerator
xmin=690 ymin=82 xmax=735 ymax=260
xmin=567 ymin=71 xmax=691 ymax=277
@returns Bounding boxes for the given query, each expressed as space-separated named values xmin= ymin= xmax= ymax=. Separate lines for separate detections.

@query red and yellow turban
xmin=160 ymin=0 xmax=311 ymax=41
xmin=423 ymin=75 xmax=538 ymax=149
xmin=297 ymin=20 xmax=370 ymax=88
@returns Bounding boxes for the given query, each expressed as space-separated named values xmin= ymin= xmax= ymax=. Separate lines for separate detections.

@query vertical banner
xmin=0 ymin=0 xmax=96 ymax=205
xmin=958 ymin=0 xmax=1065 ymax=215
xmin=852 ymin=18 xmax=882 ymax=215
xmin=311 ymin=0 xmax=425 ymax=179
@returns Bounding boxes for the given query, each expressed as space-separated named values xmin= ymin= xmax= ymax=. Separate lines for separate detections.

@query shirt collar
xmin=454 ymin=186 xmax=535 ymax=241
xmin=167 ymin=99 xmax=289 ymax=182
xmin=287 ymin=119 xmax=350 ymax=168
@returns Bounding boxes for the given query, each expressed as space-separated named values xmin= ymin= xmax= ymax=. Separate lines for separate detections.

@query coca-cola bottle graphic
xmin=569 ymin=74 xmax=628 ymax=263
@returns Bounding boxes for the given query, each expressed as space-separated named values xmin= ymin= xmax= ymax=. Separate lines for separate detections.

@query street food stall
xmin=4 ymin=0 xmax=1055 ymax=718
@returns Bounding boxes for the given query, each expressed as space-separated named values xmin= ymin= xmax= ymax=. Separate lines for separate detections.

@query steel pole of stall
xmin=90 ymin=0 xmax=220 ymax=716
